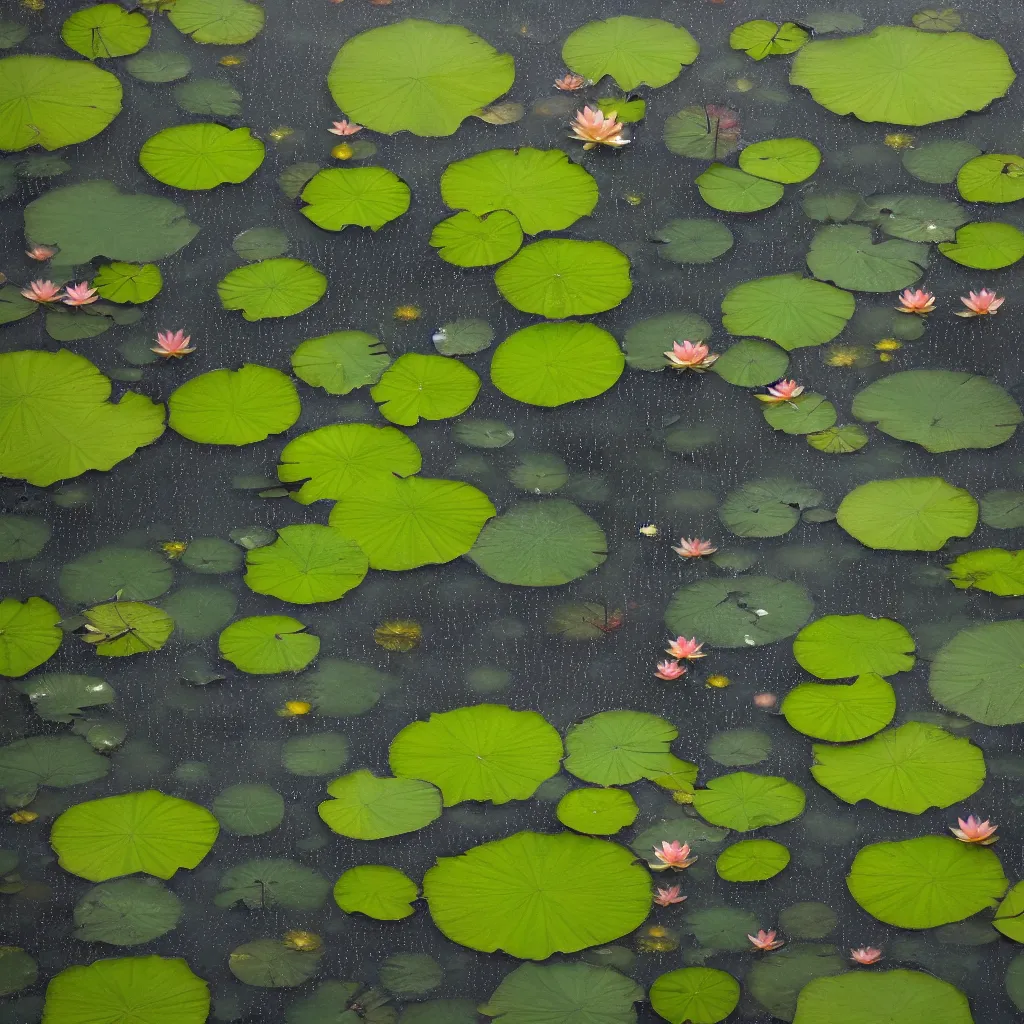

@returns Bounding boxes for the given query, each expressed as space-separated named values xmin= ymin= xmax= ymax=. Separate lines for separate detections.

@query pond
xmin=1 ymin=1 xmax=1024 ymax=1022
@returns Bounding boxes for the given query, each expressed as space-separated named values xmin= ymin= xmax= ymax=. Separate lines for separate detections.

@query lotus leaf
xmin=730 ymin=21 xmax=808 ymax=60
xmin=284 ymin=658 xmax=391 ymax=717
xmin=42 ymin=957 xmax=209 ymax=1024
xmin=491 ymin=321 xmax=624 ymax=406
xmin=739 ymin=138 xmax=820 ymax=183
xmin=439 ymin=147 xmax=597 ymax=234
xmin=380 ymin=953 xmax=442 ymax=999
xmin=213 ymin=784 xmax=284 ymax=836
xmin=327 ymin=20 xmax=514 ymax=136
xmin=0 ymin=735 xmax=108 ymax=790
xmin=291 ymin=331 xmax=390 ymax=394
xmin=711 ymin=340 xmax=789 ymax=386
xmin=782 ymin=673 xmax=896 ymax=742
xmin=60 ymin=547 xmax=172 ymax=606
xmin=811 ymin=722 xmax=985 ymax=813
xmin=0 ymin=350 xmax=165 ymax=487
xmin=389 ymin=704 xmax=562 ymax=805
xmin=562 ymin=16 xmax=698 ymax=90
xmin=434 ymin=318 xmax=494 ymax=356
xmin=494 ymin=239 xmax=631 ymax=317
xmin=695 ymin=164 xmax=784 ymax=213
xmin=806 ymin=424 xmax=869 ymax=453
xmin=680 ymin=906 xmax=760 ymax=951
xmin=81 ymin=601 xmax=174 ymax=656
xmin=947 ymin=548 xmax=1024 ymax=597
xmin=852 ymin=194 xmax=968 ymax=242
xmin=468 ymin=499 xmax=607 ymax=585
xmin=564 ymin=710 xmax=690 ymax=786
xmin=981 ymin=490 xmax=1024 ymax=529
xmin=180 ymin=538 xmax=242 ymax=575
xmin=653 ymin=218 xmax=734 ymax=263
xmin=693 ymin=772 xmax=805 ymax=831
xmin=706 ymin=728 xmax=771 ymax=767
xmin=650 ymin=967 xmax=740 ymax=1024
xmin=807 ymin=224 xmax=929 ymax=292
xmin=938 ymin=222 xmax=1024 ymax=269
xmin=51 ymin=790 xmax=219 ymax=881
xmin=793 ymin=614 xmax=915 ymax=679
xmin=219 ymin=615 xmax=320 ymax=674
xmin=125 ymin=51 xmax=192 ymax=83
xmin=333 ymin=865 xmax=418 ymax=920
xmin=994 ymin=882 xmax=1024 ymax=943
xmin=0 ymin=948 xmax=36 ymax=998
xmin=837 ymin=477 xmax=978 ymax=550
xmin=715 ymin=839 xmax=790 ymax=882
xmin=556 ymin=788 xmax=638 ymax=836
xmin=278 ymin=423 xmax=422 ymax=504
xmin=228 ymin=939 xmax=321 ymax=988
xmin=956 ymin=153 xmax=1024 ymax=203
xmin=429 ymin=210 xmax=522 ymax=266
xmin=789 ymin=26 xmax=1015 ymax=125
xmin=173 ymin=77 xmax=241 ymax=116
xmin=14 ymin=672 xmax=114 ymax=723
xmin=319 ymin=770 xmax=441 ymax=839
xmin=73 ymin=878 xmax=182 ymax=946
xmin=0 ymin=516 xmax=50 ymax=563
xmin=903 ymin=140 xmax=981 ymax=183
xmin=300 ymin=167 xmax=410 ymax=231
xmin=93 ymin=262 xmax=163 ymax=304
xmin=424 ymin=831 xmax=651 ymax=959
xmin=62 ymin=4 xmax=150 ymax=58
xmin=0 ymin=597 xmax=61 ymax=677
xmin=719 ymin=478 xmax=824 ymax=538
xmin=371 ymin=353 xmax=480 ymax=426
xmin=281 ymin=732 xmax=349 ymax=777
xmin=663 ymin=105 xmax=741 ymax=160
xmin=762 ymin=394 xmax=837 ymax=435
xmin=139 ymin=124 xmax=264 ymax=191
xmin=215 ymin=859 xmax=330 ymax=910
xmin=217 ymin=258 xmax=327 ymax=320
xmin=168 ymin=0 xmax=265 ymax=44
xmin=721 ymin=274 xmax=855 ymax=350
xmin=161 ymin=584 xmax=236 ymax=642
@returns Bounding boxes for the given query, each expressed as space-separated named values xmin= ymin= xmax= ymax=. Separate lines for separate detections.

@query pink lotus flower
xmin=152 ymin=329 xmax=196 ymax=358
xmin=672 ymin=537 xmax=718 ymax=558
xmin=655 ymin=659 xmax=687 ymax=681
xmin=664 ymin=340 xmax=719 ymax=371
xmin=956 ymin=288 xmax=1004 ymax=317
xmin=748 ymin=929 xmax=784 ymax=951
xmin=705 ymin=104 xmax=740 ymax=133
xmin=756 ymin=379 xmax=805 ymax=404
xmin=569 ymin=106 xmax=629 ymax=150
xmin=753 ymin=692 xmax=778 ymax=709
xmin=62 ymin=282 xmax=98 ymax=306
xmin=20 ymin=279 xmax=62 ymax=303
xmin=25 ymin=245 xmax=57 ymax=261
xmin=896 ymin=288 xmax=935 ymax=314
xmin=329 ymin=120 xmax=362 ymax=136
xmin=653 ymin=885 xmax=686 ymax=906
xmin=850 ymin=947 xmax=883 ymax=965
xmin=554 ymin=72 xmax=586 ymax=91
xmin=665 ymin=636 xmax=705 ymax=660
xmin=651 ymin=841 xmax=698 ymax=870
xmin=949 ymin=815 xmax=998 ymax=844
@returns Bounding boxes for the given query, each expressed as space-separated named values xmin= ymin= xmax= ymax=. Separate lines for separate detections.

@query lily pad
xmin=228 ymin=940 xmax=320 ymax=988
xmin=715 ymin=840 xmax=790 ymax=882
xmin=287 ymin=658 xmax=392 ymax=716
xmin=318 ymin=769 xmax=442 ymax=839
xmin=693 ymin=772 xmax=805 ymax=831
xmin=282 ymin=733 xmax=349 ymax=777
xmin=81 ymin=601 xmax=174 ymax=656
xmin=852 ymin=194 xmax=968 ymax=242
xmin=62 ymin=4 xmax=150 ymax=58
xmin=140 ymin=124 xmax=264 ymax=190
xmin=73 ymin=878 xmax=182 ymax=946
xmin=653 ymin=218 xmax=734 ymax=264
xmin=291 ymin=331 xmax=390 ymax=395
xmin=956 ymin=153 xmax=1024 ymax=203
xmin=125 ymin=51 xmax=192 ymax=83
xmin=556 ymin=788 xmax=639 ymax=835
xmin=371 ymin=353 xmax=480 ymax=426
xmin=433 ymin=319 xmax=494 ymax=356
xmin=738 ymin=138 xmax=821 ymax=183
xmin=217 ymin=258 xmax=327 ymax=321
xmin=300 ymin=167 xmax=410 ymax=231
xmin=0 ymin=516 xmax=50 ymax=562
xmin=218 ymin=615 xmax=320 ymax=674
xmin=730 ymin=21 xmax=808 ymax=60
xmin=981 ymin=490 xmax=1024 ymax=529
xmin=0 ymin=734 xmax=109 ymax=790
xmin=994 ymin=882 xmax=1024 ymax=943
xmin=782 ymin=674 xmax=896 ymax=742
xmin=938 ymin=221 xmax=1024 ymax=269
xmin=903 ymin=140 xmax=981 ymax=183
xmin=173 ymin=77 xmax=240 ymax=116
xmin=837 ymin=477 xmax=978 ymax=550
xmin=214 ymin=859 xmax=330 ymax=910
xmin=429 ymin=211 xmax=522 ymax=266
xmin=51 ymin=790 xmax=219 ymax=881
xmin=495 ymin=239 xmax=631 ymax=318
xmin=0 ymin=948 xmax=35 ymax=998
xmin=696 ymin=164 xmax=784 ymax=213
xmin=711 ymin=340 xmax=789 ymax=386
xmin=793 ymin=614 xmax=915 ymax=679
xmin=762 ymin=394 xmax=837 ymax=435
xmin=706 ymin=728 xmax=772 ymax=767
xmin=564 ymin=710 xmax=689 ymax=786
xmin=14 ymin=672 xmax=114 ymax=723
xmin=624 ymin=310 xmax=712 ymax=370
xmin=168 ymin=0 xmax=265 ymax=44
xmin=60 ymin=546 xmax=172 ymax=606
xmin=333 ymin=865 xmax=418 ymax=920
xmin=491 ymin=321 xmax=624 ymax=406
xmin=663 ymin=105 xmax=741 ymax=161
xmin=807 ymin=224 xmax=929 ymax=292
xmin=213 ymin=784 xmax=285 ymax=836
xmin=169 ymin=365 xmax=300 ymax=445
xmin=847 ymin=836 xmax=1007 ymax=928
xmin=93 ymin=262 xmax=163 ymax=304
xmin=0 ymin=597 xmax=61 ymax=678
xmin=789 ymin=26 xmax=1015 ymax=125
xmin=719 ymin=479 xmax=823 ymax=538
xmin=327 ymin=20 xmax=514 ymax=136
xmin=650 ymin=968 xmax=739 ymax=1024
xmin=947 ymin=548 xmax=1024 ymax=597
xmin=389 ymin=704 xmax=562 ymax=805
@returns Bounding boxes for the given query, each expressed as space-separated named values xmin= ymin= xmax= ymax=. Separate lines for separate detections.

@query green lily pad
xmin=738 ymin=138 xmax=821 ymax=183
xmin=721 ymin=274 xmax=855 ymax=350
xmin=125 ymin=51 xmax=192 ymax=83
xmin=853 ymin=370 xmax=1021 ymax=452
xmin=168 ymin=0 xmax=264 ymax=44
xmin=715 ymin=839 xmax=790 ymax=882
xmin=663 ymin=105 xmax=741 ymax=160
xmin=468 ymin=499 xmax=607 ymax=586
xmin=693 ymin=772 xmax=805 ymax=831
xmin=653 ymin=218 xmax=734 ymax=263
xmin=93 ymin=262 xmax=163 ymax=303
xmin=433 ymin=318 xmax=494 ymax=356
xmin=624 ymin=310 xmax=712 ymax=370
xmin=380 ymin=953 xmax=442 ymax=999
xmin=169 ymin=365 xmax=300 ymax=445
xmin=928 ymin=620 xmax=1024 ymax=725
xmin=424 ymin=831 xmax=650 ymax=959
xmin=0 ymin=597 xmax=61 ymax=677
xmin=981 ymin=490 xmax=1024 ymax=529
xmin=291 ymin=331 xmax=390 ymax=395
xmin=680 ymin=906 xmax=760 ymax=952
xmin=219 ymin=615 xmax=320 ymax=674
xmin=793 ymin=969 xmax=973 ymax=1024
xmin=994 ymin=882 xmax=1024 ymax=943
xmin=329 ymin=475 xmax=494 ymax=571
xmin=371 ymin=353 xmax=480 ymax=426
xmin=556 ymin=788 xmax=639 ymax=835
xmin=0 ymin=948 xmax=36 ymax=998
xmin=327 ymin=20 xmax=514 ymax=136
xmin=490 ymin=321 xmax=624 ymax=406
xmin=300 ymin=167 xmax=410 ymax=231
xmin=695 ymin=164 xmax=784 ymax=213
xmin=389 ymin=704 xmax=562 ymax=805
xmin=73 ymin=878 xmax=182 ymax=946
xmin=847 ymin=836 xmax=1007 ymax=928
xmin=0 ymin=350 xmax=165 ymax=487
xmin=956 ymin=153 xmax=1024 ymax=203
xmin=140 ymin=124 xmax=264 ymax=190
xmin=161 ymin=584 xmax=236 ymax=643
xmin=0 ymin=734 xmax=109 ymax=790
xmin=564 ymin=710 xmax=689 ymax=786
xmin=81 ymin=601 xmax=174 ymax=657
xmin=0 ymin=55 xmax=122 ymax=151
xmin=228 ymin=939 xmax=320 ymax=988
xmin=789 ymin=26 xmax=1014 ymax=125
xmin=60 ymin=546 xmax=172 ymax=606
xmin=62 ymin=4 xmax=150 ymax=58
xmin=318 ymin=769 xmax=442 ymax=839
xmin=282 ymin=732 xmax=349 ymax=777
xmin=0 ymin=515 xmax=50 ymax=562
xmin=439 ymin=147 xmax=597 ymax=234
xmin=719 ymin=478 xmax=823 ymax=538
xmin=24 ymin=180 xmax=199 ymax=263
xmin=214 ymin=859 xmax=330 ymax=910
xmin=902 ymin=140 xmax=981 ymax=183
xmin=43 ymin=957 xmax=209 ymax=1024
xmin=285 ymin=658 xmax=391 ymax=716
xmin=278 ymin=423 xmax=421 ymax=504
xmin=938 ymin=221 xmax=1024 ymax=269
xmin=481 ymin=962 xmax=643 ymax=1024
xmin=806 ymin=424 xmax=870 ymax=453
xmin=807 ymin=224 xmax=929 ymax=292
xmin=14 ymin=672 xmax=114 ymax=723
xmin=730 ymin=21 xmax=809 ymax=59
xmin=802 ymin=189 xmax=861 ymax=222
xmin=213 ymin=784 xmax=284 ymax=836
xmin=852 ymin=194 xmax=968 ymax=243
xmin=650 ymin=968 xmax=739 ymax=1024
xmin=782 ymin=674 xmax=896 ymax=742
xmin=793 ymin=614 xmax=915 ymax=679
xmin=561 ymin=16 xmax=698 ymax=90
xmin=837 ymin=477 xmax=978 ymax=550
xmin=812 ymin=722 xmax=985 ymax=812
xmin=706 ymin=728 xmax=772 ymax=767
xmin=947 ymin=548 xmax=1024 ymax=597
xmin=180 ymin=538 xmax=242 ymax=575
xmin=51 ymin=790 xmax=219 ymax=881
xmin=762 ymin=394 xmax=837 ymax=435
xmin=711 ymin=340 xmax=789 ymax=386
xmin=495 ymin=239 xmax=631 ymax=317
xmin=429 ymin=210 xmax=522 ymax=266
xmin=173 ymin=77 xmax=241 ymax=116
xmin=333 ymin=864 xmax=418 ymax=920
xmin=217 ymin=258 xmax=327 ymax=321
xmin=244 ymin=525 xmax=368 ymax=604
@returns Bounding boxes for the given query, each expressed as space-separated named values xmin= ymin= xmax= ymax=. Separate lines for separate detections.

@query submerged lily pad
xmin=0 ymin=735 xmax=109 ymax=790
xmin=215 ymin=859 xmax=330 ymax=911
xmin=663 ymin=105 xmax=741 ymax=161
xmin=371 ymin=354 xmax=480 ymax=426
xmin=782 ymin=674 xmax=896 ymax=742
xmin=902 ymin=140 xmax=981 ymax=183
xmin=624 ymin=311 xmax=712 ymax=369
xmin=793 ymin=614 xmax=915 ymax=679
xmin=73 ymin=878 xmax=182 ymax=946
xmin=213 ymin=784 xmax=285 ymax=836
xmin=653 ymin=219 xmax=734 ymax=264
xmin=693 ymin=772 xmax=805 ymax=831
xmin=228 ymin=940 xmax=321 ymax=988
xmin=719 ymin=479 xmax=824 ymax=538
xmin=0 ymin=516 xmax=50 ymax=562
xmin=14 ymin=672 xmax=114 ymax=723
xmin=60 ymin=546 xmax=172 ymax=606
xmin=318 ymin=769 xmax=442 ymax=839
xmin=333 ymin=864 xmax=418 ymax=920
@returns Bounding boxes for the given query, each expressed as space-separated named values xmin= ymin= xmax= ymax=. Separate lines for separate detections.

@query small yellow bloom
xmin=20 ymin=0 xmax=45 ymax=10
xmin=874 ymin=339 xmax=902 ymax=352
xmin=268 ymin=126 xmax=294 ymax=142
xmin=374 ymin=619 xmax=422 ymax=651
xmin=282 ymin=930 xmax=322 ymax=952
xmin=729 ymin=77 xmax=755 ymax=93
xmin=331 ymin=143 xmax=355 ymax=160
xmin=393 ymin=305 xmax=421 ymax=322
xmin=623 ymin=192 xmax=644 ymax=207
xmin=277 ymin=700 xmax=313 ymax=718
xmin=883 ymin=133 xmax=915 ymax=151
xmin=219 ymin=54 xmax=245 ymax=67
xmin=636 ymin=924 xmax=680 ymax=953
xmin=825 ymin=346 xmax=860 ymax=368
xmin=705 ymin=674 xmax=731 ymax=689
xmin=639 ymin=524 xmax=659 ymax=537
xmin=161 ymin=540 xmax=189 ymax=560
xmin=671 ymin=789 xmax=694 ymax=805
xmin=9 ymin=810 xmax=38 ymax=824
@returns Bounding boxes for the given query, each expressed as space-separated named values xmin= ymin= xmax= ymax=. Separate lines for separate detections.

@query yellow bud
xmin=705 ymin=674 xmax=731 ymax=689
xmin=9 ymin=810 xmax=38 ymax=824
xmin=277 ymin=701 xmax=313 ymax=718
xmin=331 ymin=143 xmax=354 ymax=160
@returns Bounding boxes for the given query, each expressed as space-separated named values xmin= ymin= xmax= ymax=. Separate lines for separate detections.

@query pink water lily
xmin=956 ymin=289 xmax=1004 ymax=317
xmin=665 ymin=636 xmax=705 ymax=660
xmin=753 ymin=692 xmax=778 ymax=709
xmin=850 ymin=947 xmax=883 ymax=965
xmin=756 ymin=379 xmax=804 ymax=404
xmin=152 ymin=329 xmax=196 ymax=358
xmin=653 ymin=885 xmax=686 ymax=906
xmin=329 ymin=119 xmax=362 ymax=136
xmin=554 ymin=72 xmax=586 ymax=91
xmin=664 ymin=340 xmax=719 ymax=371
xmin=748 ymin=929 xmax=784 ymax=951
xmin=654 ymin=659 xmax=686 ymax=681
xmin=672 ymin=537 xmax=718 ymax=558
xmin=705 ymin=104 xmax=740 ymax=132
xmin=896 ymin=288 xmax=935 ymax=314
xmin=651 ymin=841 xmax=698 ymax=870
xmin=569 ymin=106 xmax=629 ymax=150
xmin=20 ymin=279 xmax=62 ymax=303
xmin=949 ymin=815 xmax=998 ymax=844
xmin=25 ymin=245 xmax=56 ymax=261
xmin=63 ymin=282 xmax=98 ymax=306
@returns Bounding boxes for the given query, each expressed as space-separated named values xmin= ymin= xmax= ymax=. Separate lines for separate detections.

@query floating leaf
xmin=433 ymin=319 xmax=494 ymax=356
xmin=318 ymin=769 xmax=442 ymax=839
xmin=282 ymin=733 xmax=349 ymax=777
xmin=715 ymin=840 xmax=790 ymax=882
xmin=624 ymin=311 xmax=712 ymax=370
xmin=140 ymin=123 xmax=264 ymax=191
xmin=956 ymin=152 xmax=1024 ymax=203
xmin=74 ymin=878 xmax=182 ymax=946
xmin=653 ymin=218 xmax=733 ymax=264
xmin=213 ymin=784 xmax=285 ymax=836
xmin=125 ymin=51 xmax=192 ymax=83
xmin=51 ymin=791 xmax=219 ymax=881
xmin=14 ymin=672 xmax=114 ymax=723
xmin=62 ymin=4 xmax=150 ymax=58
xmin=981 ymin=490 xmax=1024 ymax=529
xmin=285 ymin=658 xmax=391 ymax=717
xmin=300 ymin=167 xmax=410 ymax=231
xmin=371 ymin=354 xmax=480 ymax=426
xmin=711 ymin=340 xmax=789 ymax=387
xmin=168 ymin=0 xmax=265 ymax=44
xmin=730 ymin=21 xmax=809 ymax=60
xmin=380 ymin=953 xmax=442 ymax=999
xmin=789 ymin=26 xmax=1014 ymax=125
xmin=333 ymin=865 xmax=418 ymax=920
xmin=693 ymin=772 xmax=805 ymax=831
xmin=806 ymin=424 xmax=869 ymax=453
xmin=762 ymin=394 xmax=837 ymax=435
xmin=180 ymin=538 xmax=242 ymax=575
xmin=902 ymin=140 xmax=981 ymax=183
xmin=782 ymin=674 xmax=896 ymax=742
xmin=807 ymin=224 xmax=928 ymax=292
xmin=490 ymin=321 xmax=624 ymax=406
xmin=0 ymin=735 xmax=108 ymax=790
xmin=706 ymin=728 xmax=771 ymax=767
xmin=93 ymin=262 xmax=163 ymax=304
xmin=0 ymin=948 xmax=36 ymax=998
xmin=217 ymin=258 xmax=327 ymax=321
xmin=429 ymin=210 xmax=522 ymax=267
xmin=60 ymin=546 xmax=172 ymax=606
xmin=564 ymin=711 xmax=688 ymax=786
xmin=663 ymin=105 xmax=741 ymax=161
xmin=994 ymin=882 xmax=1024 ymax=943
xmin=219 ymin=615 xmax=320 ymax=674
xmin=837 ymin=477 xmax=978 ymax=550
xmin=852 ymin=194 xmax=967 ymax=242
xmin=0 ymin=597 xmax=61 ymax=678
xmin=291 ymin=331 xmax=390 ymax=395
xmin=173 ymin=77 xmax=241 ymax=116
xmin=738 ymin=138 xmax=821 ymax=183
xmin=802 ymin=189 xmax=860 ymax=222
xmin=228 ymin=939 xmax=320 ymax=988
xmin=215 ymin=859 xmax=330 ymax=910
xmin=938 ymin=221 xmax=1024 ymax=269
xmin=81 ymin=601 xmax=174 ymax=657
xmin=947 ymin=548 xmax=1024 ymax=597
xmin=794 ymin=614 xmax=915 ymax=679
xmin=695 ymin=164 xmax=784 ymax=213
xmin=556 ymin=788 xmax=638 ymax=835
xmin=719 ymin=478 xmax=823 ymax=538
xmin=327 ymin=20 xmax=514 ymax=137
